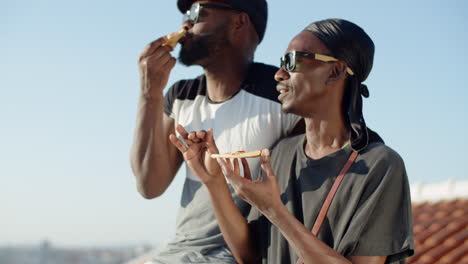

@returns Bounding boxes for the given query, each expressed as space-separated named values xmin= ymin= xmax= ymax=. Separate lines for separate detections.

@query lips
xmin=276 ymin=83 xmax=291 ymax=94
xmin=276 ymin=83 xmax=292 ymax=102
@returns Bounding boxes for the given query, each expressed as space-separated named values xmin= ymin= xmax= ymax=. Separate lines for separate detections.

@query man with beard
xmin=130 ymin=0 xmax=302 ymax=263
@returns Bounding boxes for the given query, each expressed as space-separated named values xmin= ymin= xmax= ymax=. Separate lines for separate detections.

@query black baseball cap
xmin=177 ymin=0 xmax=268 ymax=43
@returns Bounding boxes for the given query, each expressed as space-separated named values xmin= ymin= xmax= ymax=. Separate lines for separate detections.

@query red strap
xmin=296 ymin=151 xmax=358 ymax=264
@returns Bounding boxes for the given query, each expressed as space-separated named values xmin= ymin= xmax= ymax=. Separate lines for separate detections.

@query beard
xmin=178 ymin=23 xmax=230 ymax=66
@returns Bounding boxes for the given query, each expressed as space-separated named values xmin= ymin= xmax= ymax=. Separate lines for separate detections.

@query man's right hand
xmin=138 ymin=36 xmax=177 ymax=100
xmin=130 ymin=36 xmax=182 ymax=199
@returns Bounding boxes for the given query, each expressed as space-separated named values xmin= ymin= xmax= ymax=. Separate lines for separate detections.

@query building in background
xmin=0 ymin=242 xmax=153 ymax=264
xmin=407 ymin=180 xmax=468 ymax=264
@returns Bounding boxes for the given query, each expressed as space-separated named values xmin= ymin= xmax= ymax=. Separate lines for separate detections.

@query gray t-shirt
xmin=248 ymin=134 xmax=414 ymax=264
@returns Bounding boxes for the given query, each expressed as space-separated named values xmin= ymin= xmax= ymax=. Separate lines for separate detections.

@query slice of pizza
xmin=162 ymin=29 xmax=187 ymax=48
xmin=210 ymin=150 xmax=261 ymax=159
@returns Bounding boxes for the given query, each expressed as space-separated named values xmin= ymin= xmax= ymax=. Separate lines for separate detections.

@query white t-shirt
xmin=151 ymin=63 xmax=301 ymax=264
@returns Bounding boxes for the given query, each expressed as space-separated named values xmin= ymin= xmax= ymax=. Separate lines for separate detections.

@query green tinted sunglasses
xmin=280 ymin=51 xmax=354 ymax=75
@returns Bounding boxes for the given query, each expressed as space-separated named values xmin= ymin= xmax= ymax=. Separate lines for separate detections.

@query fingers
xmin=218 ymin=157 xmax=253 ymax=183
xmin=141 ymin=49 xmax=175 ymax=72
xmin=165 ymin=56 xmax=177 ymax=71
xmin=233 ymin=159 xmax=240 ymax=175
xmin=216 ymin=158 xmax=230 ymax=178
xmin=260 ymin=149 xmax=275 ymax=179
xmin=157 ymin=51 xmax=176 ymax=68
xmin=139 ymin=36 xmax=172 ymax=61
xmin=138 ymin=36 xmax=176 ymax=77
xmin=196 ymin=130 xmax=206 ymax=140
xmin=169 ymin=134 xmax=188 ymax=153
xmin=261 ymin=149 xmax=270 ymax=161
xmin=175 ymin=125 xmax=216 ymax=148
xmin=176 ymin=124 xmax=191 ymax=145
xmin=241 ymin=158 xmax=252 ymax=180
xmin=206 ymin=128 xmax=220 ymax=155
xmin=217 ymin=158 xmax=236 ymax=177
xmin=188 ymin=131 xmax=202 ymax=143
xmin=140 ymin=45 xmax=172 ymax=63
xmin=175 ymin=124 xmax=189 ymax=138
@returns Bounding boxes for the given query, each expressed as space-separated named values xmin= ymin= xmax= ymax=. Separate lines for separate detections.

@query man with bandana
xmin=170 ymin=19 xmax=414 ymax=264
xmin=130 ymin=0 xmax=302 ymax=263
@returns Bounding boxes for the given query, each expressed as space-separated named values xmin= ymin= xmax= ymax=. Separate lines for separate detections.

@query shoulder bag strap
xmin=296 ymin=151 xmax=358 ymax=264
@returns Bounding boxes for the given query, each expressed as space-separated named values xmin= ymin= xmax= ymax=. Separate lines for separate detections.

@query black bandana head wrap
xmin=305 ymin=19 xmax=375 ymax=152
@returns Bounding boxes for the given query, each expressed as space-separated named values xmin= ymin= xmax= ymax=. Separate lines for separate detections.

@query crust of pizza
xmin=162 ymin=29 xmax=187 ymax=48
xmin=210 ymin=150 xmax=261 ymax=159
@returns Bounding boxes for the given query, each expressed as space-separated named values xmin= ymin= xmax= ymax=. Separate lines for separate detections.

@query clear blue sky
xmin=1 ymin=0 xmax=467 ymax=248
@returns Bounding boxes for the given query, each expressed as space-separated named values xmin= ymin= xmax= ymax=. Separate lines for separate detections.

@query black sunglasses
xmin=183 ymin=3 xmax=241 ymax=25
xmin=280 ymin=51 xmax=354 ymax=75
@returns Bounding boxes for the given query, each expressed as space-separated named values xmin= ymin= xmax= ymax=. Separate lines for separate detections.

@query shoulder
xmin=273 ymin=133 xmax=304 ymax=148
xmin=166 ymin=75 xmax=206 ymax=101
xmin=270 ymin=134 xmax=304 ymax=158
xmin=164 ymin=75 xmax=207 ymax=116
xmin=355 ymin=142 xmax=408 ymax=190
xmin=359 ymin=142 xmax=405 ymax=169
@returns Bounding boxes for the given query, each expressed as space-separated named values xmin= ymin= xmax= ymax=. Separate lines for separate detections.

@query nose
xmin=274 ymin=67 xmax=290 ymax=82
xmin=181 ymin=20 xmax=193 ymax=31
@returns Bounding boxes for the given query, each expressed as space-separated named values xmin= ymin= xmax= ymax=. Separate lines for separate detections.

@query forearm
xmin=264 ymin=204 xmax=350 ymax=264
xmin=206 ymin=180 xmax=259 ymax=264
xmin=130 ymin=95 xmax=180 ymax=198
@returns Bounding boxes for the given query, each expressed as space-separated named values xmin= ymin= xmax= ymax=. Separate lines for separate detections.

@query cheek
xmin=297 ymin=77 xmax=326 ymax=98
xmin=191 ymin=25 xmax=204 ymax=35
xmin=191 ymin=22 xmax=211 ymax=34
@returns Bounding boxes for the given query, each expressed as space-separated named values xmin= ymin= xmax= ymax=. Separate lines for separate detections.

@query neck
xmin=203 ymin=54 xmax=251 ymax=102
xmin=304 ymin=109 xmax=349 ymax=160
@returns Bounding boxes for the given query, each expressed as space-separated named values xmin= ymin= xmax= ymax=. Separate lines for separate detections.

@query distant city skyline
xmin=0 ymin=240 xmax=153 ymax=264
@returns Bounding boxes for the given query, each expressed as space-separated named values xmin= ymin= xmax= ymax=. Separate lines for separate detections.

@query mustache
xmin=180 ymin=32 xmax=194 ymax=43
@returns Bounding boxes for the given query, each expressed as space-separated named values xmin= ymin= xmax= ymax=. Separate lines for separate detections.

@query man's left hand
xmin=217 ymin=149 xmax=283 ymax=213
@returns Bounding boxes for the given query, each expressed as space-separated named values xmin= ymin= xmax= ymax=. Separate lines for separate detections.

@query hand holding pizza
xmin=169 ymin=125 xmax=223 ymax=186
xmin=216 ymin=149 xmax=283 ymax=214
xmin=137 ymin=29 xmax=185 ymax=100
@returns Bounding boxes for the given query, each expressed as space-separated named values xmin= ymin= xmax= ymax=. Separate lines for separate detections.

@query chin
xmin=282 ymin=102 xmax=307 ymax=117
xmin=178 ymin=44 xmax=209 ymax=66
xmin=281 ymin=103 xmax=295 ymax=114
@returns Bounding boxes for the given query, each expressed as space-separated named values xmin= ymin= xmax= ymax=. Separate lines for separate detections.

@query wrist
xmin=261 ymin=198 xmax=286 ymax=221
xmin=139 ymin=92 xmax=164 ymax=104
xmin=205 ymin=176 xmax=228 ymax=191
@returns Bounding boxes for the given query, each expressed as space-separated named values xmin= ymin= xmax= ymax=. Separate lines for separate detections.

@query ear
xmin=231 ymin=12 xmax=250 ymax=33
xmin=326 ymin=61 xmax=347 ymax=84
xmin=227 ymin=13 xmax=250 ymax=44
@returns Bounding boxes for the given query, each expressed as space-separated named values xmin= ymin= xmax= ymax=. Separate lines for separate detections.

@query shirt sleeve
xmin=340 ymin=149 xmax=414 ymax=262
xmin=163 ymin=83 xmax=178 ymax=119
